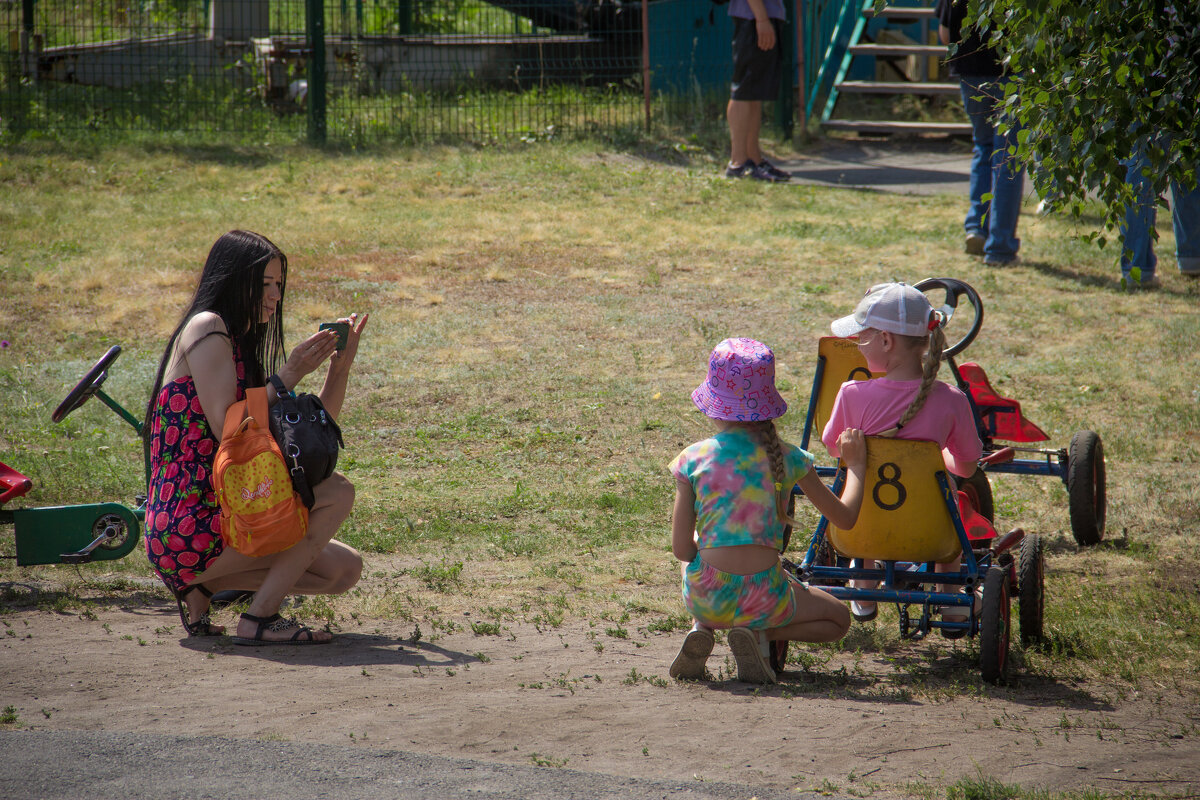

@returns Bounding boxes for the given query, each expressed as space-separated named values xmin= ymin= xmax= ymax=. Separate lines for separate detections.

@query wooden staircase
xmin=819 ymin=2 xmax=970 ymax=136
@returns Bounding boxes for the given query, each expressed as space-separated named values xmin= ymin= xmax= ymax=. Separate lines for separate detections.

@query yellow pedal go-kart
xmin=775 ymin=278 xmax=1087 ymax=683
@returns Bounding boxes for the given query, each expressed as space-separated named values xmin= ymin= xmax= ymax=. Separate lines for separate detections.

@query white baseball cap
xmin=831 ymin=282 xmax=934 ymax=338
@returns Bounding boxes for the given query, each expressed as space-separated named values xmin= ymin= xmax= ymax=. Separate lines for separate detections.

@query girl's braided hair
xmin=749 ymin=420 xmax=798 ymax=528
xmin=879 ymin=315 xmax=947 ymax=437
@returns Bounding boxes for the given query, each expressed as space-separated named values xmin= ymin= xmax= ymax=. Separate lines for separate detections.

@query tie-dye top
xmin=669 ymin=427 xmax=814 ymax=551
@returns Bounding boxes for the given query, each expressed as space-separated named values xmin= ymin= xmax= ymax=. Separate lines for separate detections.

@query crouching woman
xmin=144 ymin=230 xmax=366 ymax=645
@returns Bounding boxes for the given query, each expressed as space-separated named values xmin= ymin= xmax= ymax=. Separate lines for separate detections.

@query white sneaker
xmin=964 ymin=233 xmax=985 ymax=256
xmin=727 ymin=627 xmax=776 ymax=684
xmin=850 ymin=601 xmax=878 ymax=622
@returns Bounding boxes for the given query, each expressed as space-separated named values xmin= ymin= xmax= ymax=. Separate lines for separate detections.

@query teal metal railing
xmin=799 ymin=0 xmax=862 ymax=123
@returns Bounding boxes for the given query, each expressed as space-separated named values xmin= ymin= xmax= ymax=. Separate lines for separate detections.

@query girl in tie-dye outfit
xmin=668 ymin=338 xmax=867 ymax=684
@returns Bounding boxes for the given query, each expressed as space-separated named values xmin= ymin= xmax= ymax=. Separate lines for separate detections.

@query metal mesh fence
xmin=1 ymin=0 xmax=808 ymax=144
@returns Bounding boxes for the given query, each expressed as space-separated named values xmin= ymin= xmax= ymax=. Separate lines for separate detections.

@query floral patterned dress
xmin=145 ymin=344 xmax=248 ymax=594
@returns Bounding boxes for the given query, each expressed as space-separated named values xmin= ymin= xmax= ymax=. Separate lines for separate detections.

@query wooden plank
xmin=837 ymin=80 xmax=960 ymax=95
xmin=822 ymin=119 xmax=973 ymax=135
xmin=863 ymin=7 xmax=938 ymax=20
xmin=849 ymin=44 xmax=947 ymax=57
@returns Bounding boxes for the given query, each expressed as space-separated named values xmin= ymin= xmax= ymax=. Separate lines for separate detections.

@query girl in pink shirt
xmin=821 ymin=283 xmax=983 ymax=633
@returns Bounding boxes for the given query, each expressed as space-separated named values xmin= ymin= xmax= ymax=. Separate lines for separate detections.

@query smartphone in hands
xmin=319 ymin=321 xmax=350 ymax=350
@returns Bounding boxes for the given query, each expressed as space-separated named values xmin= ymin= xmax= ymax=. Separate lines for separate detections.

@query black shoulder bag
xmin=267 ymin=375 xmax=344 ymax=509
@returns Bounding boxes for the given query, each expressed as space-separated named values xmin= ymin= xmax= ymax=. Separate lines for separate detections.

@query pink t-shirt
xmin=821 ymin=378 xmax=982 ymax=477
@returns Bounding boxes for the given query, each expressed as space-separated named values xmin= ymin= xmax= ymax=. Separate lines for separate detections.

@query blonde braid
xmin=750 ymin=420 xmax=798 ymax=529
xmin=894 ymin=324 xmax=946 ymax=431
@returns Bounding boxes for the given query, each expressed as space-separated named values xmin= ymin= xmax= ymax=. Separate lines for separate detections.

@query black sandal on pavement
xmin=232 ymin=612 xmax=331 ymax=646
xmin=174 ymin=583 xmax=222 ymax=637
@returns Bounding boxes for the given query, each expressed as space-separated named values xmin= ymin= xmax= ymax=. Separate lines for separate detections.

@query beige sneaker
xmin=964 ymin=233 xmax=985 ymax=256
xmin=669 ymin=627 xmax=714 ymax=680
xmin=727 ymin=627 xmax=776 ymax=684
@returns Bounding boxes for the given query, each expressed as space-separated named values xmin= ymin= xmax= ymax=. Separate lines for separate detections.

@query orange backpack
xmin=212 ymin=386 xmax=308 ymax=557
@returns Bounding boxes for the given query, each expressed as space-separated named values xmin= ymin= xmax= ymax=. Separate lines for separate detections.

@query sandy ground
xmin=1 ymin=586 xmax=1197 ymax=799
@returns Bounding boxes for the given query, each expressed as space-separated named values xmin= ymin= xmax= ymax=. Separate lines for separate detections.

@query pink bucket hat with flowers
xmin=692 ymin=338 xmax=788 ymax=422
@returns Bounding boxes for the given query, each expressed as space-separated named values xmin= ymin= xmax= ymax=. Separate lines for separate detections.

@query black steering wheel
xmin=52 ymin=345 xmax=122 ymax=423
xmin=913 ymin=278 xmax=984 ymax=357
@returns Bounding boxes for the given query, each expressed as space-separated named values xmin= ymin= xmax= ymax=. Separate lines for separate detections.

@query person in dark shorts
xmin=725 ymin=0 xmax=790 ymax=182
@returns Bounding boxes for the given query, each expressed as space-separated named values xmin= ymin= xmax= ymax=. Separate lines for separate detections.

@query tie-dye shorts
xmin=681 ymin=553 xmax=798 ymax=629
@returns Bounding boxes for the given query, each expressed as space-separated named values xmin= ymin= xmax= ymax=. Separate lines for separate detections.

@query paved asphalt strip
xmin=0 ymin=730 xmax=826 ymax=800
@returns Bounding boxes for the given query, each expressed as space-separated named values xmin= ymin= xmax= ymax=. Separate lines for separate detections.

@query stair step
xmin=837 ymin=80 xmax=960 ymax=95
xmin=849 ymin=43 xmax=950 ymax=58
xmin=822 ymin=119 xmax=972 ymax=135
xmin=863 ymin=6 xmax=938 ymax=20
xmin=849 ymin=43 xmax=947 ymax=57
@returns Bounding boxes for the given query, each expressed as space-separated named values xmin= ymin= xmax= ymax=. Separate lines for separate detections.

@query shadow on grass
xmin=683 ymin=631 xmax=1115 ymax=711
xmin=1020 ymin=258 xmax=1122 ymax=291
xmin=1024 ymin=257 xmax=1200 ymax=297
xmin=0 ymin=581 xmax=162 ymax=612
xmin=1 ymin=138 xmax=291 ymax=168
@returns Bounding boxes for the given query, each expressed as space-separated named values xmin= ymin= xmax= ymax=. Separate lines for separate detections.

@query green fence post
xmin=306 ymin=0 xmax=327 ymax=145
xmin=21 ymin=0 xmax=34 ymax=75
xmin=398 ymin=0 xmax=413 ymax=35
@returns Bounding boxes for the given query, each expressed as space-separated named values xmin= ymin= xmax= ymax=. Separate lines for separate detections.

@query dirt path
xmin=2 ymin=594 xmax=1196 ymax=798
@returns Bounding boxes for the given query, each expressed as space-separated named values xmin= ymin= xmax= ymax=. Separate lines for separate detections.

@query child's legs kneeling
xmin=768 ymin=580 xmax=851 ymax=643
xmin=851 ymin=558 xmax=879 ymax=591
xmin=935 ymin=554 xmax=963 ymax=596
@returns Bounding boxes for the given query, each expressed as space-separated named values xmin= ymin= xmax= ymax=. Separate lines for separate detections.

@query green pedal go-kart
xmin=2 ymin=346 xmax=145 ymax=566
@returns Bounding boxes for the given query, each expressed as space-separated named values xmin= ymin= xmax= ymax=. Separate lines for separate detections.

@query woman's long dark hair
xmin=143 ymin=230 xmax=288 ymax=439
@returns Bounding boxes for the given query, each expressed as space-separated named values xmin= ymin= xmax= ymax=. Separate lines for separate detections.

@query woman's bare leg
xmin=186 ymin=473 xmax=361 ymax=642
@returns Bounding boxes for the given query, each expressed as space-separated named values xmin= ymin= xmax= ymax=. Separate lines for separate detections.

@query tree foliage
xmin=970 ymin=0 xmax=1199 ymax=244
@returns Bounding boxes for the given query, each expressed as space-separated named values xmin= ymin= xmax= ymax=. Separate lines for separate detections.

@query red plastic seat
xmin=959 ymin=362 xmax=1049 ymax=443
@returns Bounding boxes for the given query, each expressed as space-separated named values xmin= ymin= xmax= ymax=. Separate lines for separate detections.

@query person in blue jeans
xmin=1119 ymin=146 xmax=1200 ymax=290
xmin=936 ymin=0 xmax=1023 ymax=266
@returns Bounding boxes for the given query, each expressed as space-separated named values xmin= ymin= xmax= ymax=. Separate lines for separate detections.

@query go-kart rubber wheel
xmin=769 ymin=639 xmax=789 ymax=674
xmin=913 ymin=278 xmax=984 ymax=357
xmin=52 ymin=346 xmax=122 ymax=423
xmin=960 ymin=467 xmax=995 ymax=523
xmin=808 ymin=533 xmax=844 ymax=587
xmin=1017 ymin=534 xmax=1045 ymax=645
xmin=979 ymin=566 xmax=1011 ymax=684
xmin=1067 ymin=430 xmax=1106 ymax=546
